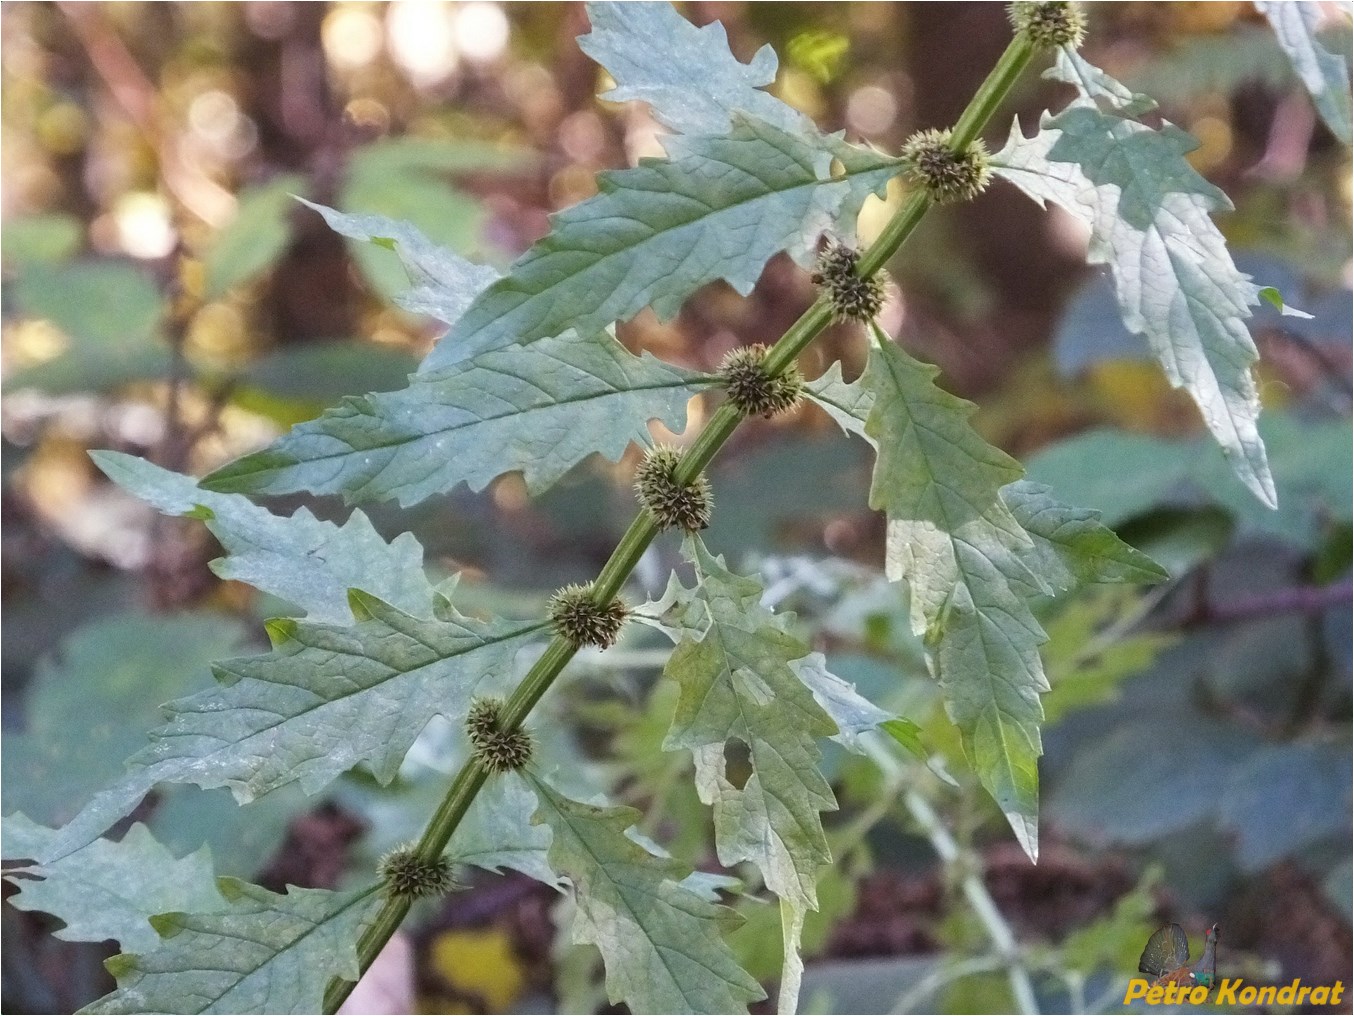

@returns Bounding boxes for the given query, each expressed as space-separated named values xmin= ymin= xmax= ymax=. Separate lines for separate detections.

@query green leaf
xmin=202 ymin=175 xmax=307 ymax=300
xmin=580 ymin=1 xmax=807 ymax=138
xmin=1216 ymin=739 xmax=1351 ymax=871
xmin=81 ymin=879 xmax=381 ymax=1015
xmin=859 ymin=335 xmax=1050 ymax=858
xmin=525 ymin=772 xmax=764 ymax=1014
xmin=1256 ymin=1 xmax=1352 ymax=145
xmin=2 ymin=345 xmax=174 ymax=396
xmin=791 ymin=651 xmax=891 ymax=752
xmin=991 ymin=49 xmax=1278 ymax=507
xmin=812 ymin=354 xmax=1170 ymax=852
xmin=1024 ymin=413 xmax=1353 ymax=550
xmin=1040 ymin=588 xmax=1178 ymax=725
xmin=448 ymin=774 xmax=561 ymax=887
xmin=92 ymin=451 xmax=435 ymax=623
xmin=804 ymin=361 xmax=875 ymax=442
xmin=879 ymin=718 xmax=926 ymax=758
xmin=422 ymin=115 xmax=900 ymax=370
xmin=1050 ymin=716 xmax=1255 ymax=845
xmin=1 ymin=611 xmax=248 ymax=829
xmin=656 ymin=536 xmax=837 ymax=910
xmin=339 ymin=139 xmax=516 ymax=303
xmin=42 ymin=593 xmax=539 ymax=866
xmin=201 ymin=331 xmax=712 ymax=505
xmin=1001 ymin=480 xmax=1170 ymax=589
xmin=2 ymin=817 xmax=221 ymax=954
xmin=146 ymin=593 xmax=542 ymax=798
xmin=297 ymin=199 xmax=501 ymax=327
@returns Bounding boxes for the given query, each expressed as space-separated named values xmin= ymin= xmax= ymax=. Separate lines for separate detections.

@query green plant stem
xmin=907 ymin=786 xmax=1040 ymax=1016
xmin=323 ymin=29 xmax=1038 ymax=1015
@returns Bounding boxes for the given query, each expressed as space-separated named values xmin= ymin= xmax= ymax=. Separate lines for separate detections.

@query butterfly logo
xmin=1138 ymin=923 xmax=1219 ymax=988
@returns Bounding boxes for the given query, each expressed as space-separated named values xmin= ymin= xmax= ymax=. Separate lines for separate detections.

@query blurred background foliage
xmin=1 ymin=2 xmax=1349 ymax=1013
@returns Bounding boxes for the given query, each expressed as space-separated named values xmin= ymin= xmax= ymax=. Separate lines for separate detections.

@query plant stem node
xmin=811 ymin=241 xmax=887 ymax=323
xmin=377 ymin=847 xmax=459 ymax=900
xmin=900 ymin=129 xmax=992 ymax=204
xmin=466 ymin=698 xmax=534 ymax=773
xmin=718 ymin=345 xmax=805 ymax=418
xmin=634 ymin=446 xmax=713 ymax=532
xmin=549 ymin=583 xmax=629 ymax=648
xmin=1008 ymin=2 xmax=1087 ymax=50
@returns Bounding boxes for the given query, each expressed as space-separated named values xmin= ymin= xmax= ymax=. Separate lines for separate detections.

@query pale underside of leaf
xmin=661 ymin=536 xmax=837 ymax=910
xmin=525 ymin=772 xmax=764 ymax=1015
xmin=579 ymin=1 xmax=806 ymax=138
xmin=39 ymin=594 xmax=542 ymax=866
xmin=81 ymin=879 xmax=380 ymax=1015
xmin=2 ymin=817 xmax=222 ymax=955
xmin=448 ymin=773 xmax=561 ymax=887
xmin=422 ymin=115 xmax=899 ymax=371
xmin=92 ymin=451 xmax=435 ymax=624
xmin=1255 ymin=1 xmax=1352 ymax=145
xmin=201 ymin=331 xmax=712 ymax=506
xmin=844 ymin=336 xmax=1166 ymax=859
xmin=297 ymin=199 xmax=501 ymax=330
xmin=990 ymin=48 xmax=1277 ymax=507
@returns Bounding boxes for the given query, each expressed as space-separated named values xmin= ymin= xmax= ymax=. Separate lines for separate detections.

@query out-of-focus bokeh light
xmin=113 ymin=191 xmax=177 ymax=259
xmin=1188 ymin=114 xmax=1233 ymax=173
xmin=452 ymin=2 xmax=509 ymax=64
xmin=323 ymin=5 xmax=384 ymax=71
xmin=387 ymin=0 xmax=458 ymax=87
xmin=188 ymin=89 xmax=257 ymax=161
xmin=36 ymin=101 xmax=89 ymax=156
xmin=5 ymin=319 xmax=69 ymax=368
xmin=558 ymin=110 xmax=606 ymax=164
xmin=345 ymin=97 xmax=391 ymax=134
xmin=776 ymin=67 xmax=826 ymax=122
xmin=846 ymin=85 xmax=898 ymax=136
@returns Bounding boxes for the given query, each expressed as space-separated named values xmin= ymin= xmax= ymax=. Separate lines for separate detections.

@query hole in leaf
xmin=723 ymin=739 xmax=752 ymax=790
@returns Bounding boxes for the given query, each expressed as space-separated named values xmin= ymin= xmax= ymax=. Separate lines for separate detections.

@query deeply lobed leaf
xmin=203 ymin=330 xmax=712 ymax=505
xmin=525 ymin=772 xmax=764 ymax=1014
xmin=1255 ymin=2 xmax=1352 ymax=145
xmin=421 ymin=115 xmax=900 ymax=372
xmin=296 ymin=200 xmax=500 ymax=329
xmin=991 ymin=49 xmax=1283 ymax=507
xmin=2 ymin=817 xmax=221 ymax=955
xmin=81 ymin=879 xmax=380 ymax=1015
xmin=654 ymin=536 xmax=837 ymax=910
xmin=580 ymin=1 xmax=806 ymax=138
xmin=41 ymin=591 xmax=542 ymax=865
xmin=93 ymin=452 xmax=434 ymax=623
xmin=805 ymin=343 xmax=1166 ymax=858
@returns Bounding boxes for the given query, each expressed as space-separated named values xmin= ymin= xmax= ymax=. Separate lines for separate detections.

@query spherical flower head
xmin=634 ymin=446 xmax=713 ymax=532
xmin=466 ymin=698 xmax=534 ymax=773
xmin=549 ymin=582 xmax=628 ymax=648
xmin=718 ymin=345 xmax=804 ymax=418
xmin=378 ymin=846 xmax=459 ymax=900
xmin=899 ymin=129 xmax=992 ymax=204
xmin=811 ymin=241 xmax=886 ymax=324
xmin=1008 ymin=2 xmax=1087 ymax=50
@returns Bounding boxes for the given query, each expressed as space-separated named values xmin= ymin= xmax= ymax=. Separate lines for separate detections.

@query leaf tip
xmin=347 ymin=587 xmax=379 ymax=621
xmin=147 ymin=912 xmax=186 ymax=938
xmin=199 ymin=450 xmax=295 ymax=495
xmin=264 ymin=617 xmax=298 ymax=646
xmin=104 ymin=952 xmax=139 ymax=977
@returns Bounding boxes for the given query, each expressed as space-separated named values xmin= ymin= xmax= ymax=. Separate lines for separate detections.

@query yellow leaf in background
xmin=425 ymin=927 xmax=526 ymax=1014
